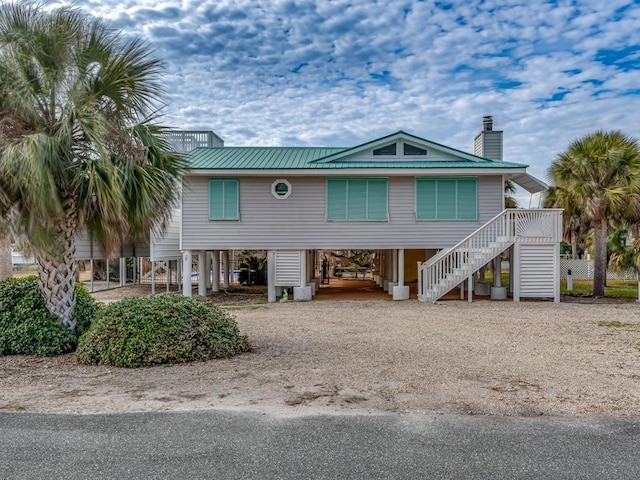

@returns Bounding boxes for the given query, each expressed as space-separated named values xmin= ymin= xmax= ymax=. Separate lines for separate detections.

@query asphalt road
xmin=1 ymin=411 xmax=639 ymax=479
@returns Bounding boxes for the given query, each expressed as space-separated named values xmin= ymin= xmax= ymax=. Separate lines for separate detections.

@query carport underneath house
xmin=178 ymin=125 xmax=562 ymax=303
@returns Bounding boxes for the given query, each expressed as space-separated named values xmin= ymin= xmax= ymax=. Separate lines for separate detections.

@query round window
xmin=271 ymin=179 xmax=292 ymax=199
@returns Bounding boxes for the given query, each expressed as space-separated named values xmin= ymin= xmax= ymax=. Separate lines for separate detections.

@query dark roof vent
xmin=482 ymin=115 xmax=493 ymax=131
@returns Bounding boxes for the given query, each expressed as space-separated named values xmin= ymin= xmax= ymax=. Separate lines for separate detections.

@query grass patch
xmin=562 ymin=279 xmax=638 ymax=297
xmin=597 ymin=321 xmax=637 ymax=328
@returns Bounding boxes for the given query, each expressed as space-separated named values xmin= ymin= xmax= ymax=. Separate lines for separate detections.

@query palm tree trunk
xmin=36 ymin=206 xmax=78 ymax=330
xmin=571 ymin=230 xmax=578 ymax=260
xmin=0 ymin=236 xmax=12 ymax=280
xmin=592 ymin=218 xmax=608 ymax=297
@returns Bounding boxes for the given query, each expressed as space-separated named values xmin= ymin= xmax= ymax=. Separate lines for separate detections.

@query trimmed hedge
xmin=0 ymin=276 xmax=98 ymax=356
xmin=76 ymin=293 xmax=250 ymax=368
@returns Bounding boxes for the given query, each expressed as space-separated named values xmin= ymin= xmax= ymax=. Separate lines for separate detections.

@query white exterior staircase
xmin=418 ymin=209 xmax=563 ymax=303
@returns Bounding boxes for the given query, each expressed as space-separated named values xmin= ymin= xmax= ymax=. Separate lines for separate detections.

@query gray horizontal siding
xmin=181 ymin=175 xmax=504 ymax=250
xmin=75 ymin=230 xmax=149 ymax=260
xmin=150 ymin=210 xmax=182 ymax=261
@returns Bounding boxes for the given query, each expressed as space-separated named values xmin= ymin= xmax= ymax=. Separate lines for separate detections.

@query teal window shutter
xmin=327 ymin=179 xmax=347 ymax=220
xmin=415 ymin=178 xmax=436 ymax=220
xmin=367 ymin=178 xmax=388 ymax=220
xmin=416 ymin=177 xmax=477 ymax=221
xmin=327 ymin=178 xmax=388 ymax=221
xmin=209 ymin=179 xmax=239 ymax=220
xmin=456 ymin=177 xmax=477 ymax=220
xmin=347 ymin=179 xmax=367 ymax=219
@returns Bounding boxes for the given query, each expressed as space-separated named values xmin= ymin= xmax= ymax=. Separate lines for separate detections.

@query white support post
xmin=300 ymin=250 xmax=307 ymax=288
xmin=468 ymin=274 xmax=473 ymax=303
xmin=294 ymin=250 xmax=312 ymax=301
xmin=417 ymin=261 xmax=423 ymax=298
xmin=198 ymin=250 xmax=207 ymax=296
xmin=89 ymin=258 xmax=94 ymax=293
xmin=182 ymin=250 xmax=192 ymax=297
xmin=151 ymin=261 xmax=156 ymax=295
xmin=392 ymin=249 xmax=398 ymax=283
xmin=392 ymin=249 xmax=409 ymax=300
xmin=222 ymin=250 xmax=229 ymax=289
xmin=267 ymin=250 xmax=276 ymax=303
xmin=509 ymin=245 xmax=514 ymax=294
xmin=119 ymin=257 xmax=126 ymax=287
xmin=165 ymin=260 xmax=171 ymax=293
xmin=554 ymin=242 xmax=560 ymax=303
xmin=204 ymin=252 xmax=211 ymax=289
xmin=211 ymin=251 xmax=220 ymax=292
xmin=513 ymin=244 xmax=521 ymax=302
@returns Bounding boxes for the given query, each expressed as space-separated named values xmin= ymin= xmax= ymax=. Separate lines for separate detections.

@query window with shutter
xmin=326 ymin=178 xmax=388 ymax=221
xmin=208 ymin=179 xmax=239 ymax=220
xmin=415 ymin=177 xmax=477 ymax=221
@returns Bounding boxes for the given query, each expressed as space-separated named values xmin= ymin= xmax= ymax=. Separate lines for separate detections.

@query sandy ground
xmin=1 ymin=285 xmax=640 ymax=417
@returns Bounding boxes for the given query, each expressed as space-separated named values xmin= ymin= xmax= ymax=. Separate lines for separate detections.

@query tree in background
xmin=548 ymin=131 xmax=640 ymax=297
xmin=504 ymin=179 xmax=518 ymax=209
xmin=0 ymin=3 xmax=185 ymax=328
xmin=543 ymin=185 xmax=590 ymax=260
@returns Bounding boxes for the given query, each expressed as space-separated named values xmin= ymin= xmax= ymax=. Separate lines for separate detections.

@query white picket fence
xmin=560 ymin=259 xmax=637 ymax=281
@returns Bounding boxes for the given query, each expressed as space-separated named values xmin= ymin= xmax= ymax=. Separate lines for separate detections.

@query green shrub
xmin=76 ymin=293 xmax=250 ymax=368
xmin=0 ymin=277 xmax=98 ymax=356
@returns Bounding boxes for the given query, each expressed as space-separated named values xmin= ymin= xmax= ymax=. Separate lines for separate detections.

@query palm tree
xmin=548 ymin=131 xmax=640 ymax=297
xmin=543 ymin=185 xmax=590 ymax=260
xmin=504 ymin=179 xmax=518 ymax=209
xmin=0 ymin=235 xmax=11 ymax=280
xmin=0 ymin=3 xmax=185 ymax=329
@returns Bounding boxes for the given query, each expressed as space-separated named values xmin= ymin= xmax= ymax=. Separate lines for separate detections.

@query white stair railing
xmin=418 ymin=209 xmax=562 ymax=303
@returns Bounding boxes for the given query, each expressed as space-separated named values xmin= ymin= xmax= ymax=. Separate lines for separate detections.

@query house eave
xmin=186 ymin=167 xmax=529 ymax=177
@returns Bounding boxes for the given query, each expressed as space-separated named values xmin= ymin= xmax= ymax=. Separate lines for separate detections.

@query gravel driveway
xmin=1 ymin=299 xmax=639 ymax=416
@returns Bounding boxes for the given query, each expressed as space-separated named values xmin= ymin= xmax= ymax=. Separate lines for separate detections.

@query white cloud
xmin=37 ymin=0 xmax=640 ymax=181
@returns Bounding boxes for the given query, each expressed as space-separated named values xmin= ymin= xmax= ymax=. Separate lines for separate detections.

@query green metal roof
xmin=186 ymin=146 xmax=528 ymax=170
xmin=185 ymin=132 xmax=529 ymax=170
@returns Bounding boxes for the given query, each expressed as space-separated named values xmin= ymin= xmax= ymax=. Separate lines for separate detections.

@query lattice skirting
xmin=560 ymin=259 xmax=637 ymax=281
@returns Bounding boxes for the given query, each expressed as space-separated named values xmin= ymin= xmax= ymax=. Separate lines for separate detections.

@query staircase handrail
xmin=421 ymin=208 xmax=516 ymax=271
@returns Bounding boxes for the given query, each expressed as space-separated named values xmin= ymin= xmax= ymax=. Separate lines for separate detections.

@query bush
xmin=76 ymin=293 xmax=250 ymax=368
xmin=0 ymin=276 xmax=98 ymax=356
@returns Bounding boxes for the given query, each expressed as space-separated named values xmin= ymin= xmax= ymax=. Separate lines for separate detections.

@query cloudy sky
xmin=50 ymin=0 xmax=638 ymax=201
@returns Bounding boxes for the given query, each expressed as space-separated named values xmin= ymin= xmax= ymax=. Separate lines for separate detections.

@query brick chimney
xmin=474 ymin=115 xmax=503 ymax=161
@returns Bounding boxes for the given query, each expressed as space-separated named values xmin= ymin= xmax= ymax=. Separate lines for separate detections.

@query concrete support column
xmin=198 ymin=250 xmax=207 ymax=296
xmin=222 ymin=250 xmax=230 ymax=289
xmin=211 ymin=251 xmax=220 ymax=292
xmin=182 ymin=250 xmax=192 ymax=297
xmin=267 ymin=250 xmax=276 ymax=303
xmin=397 ymin=249 xmax=405 ymax=287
